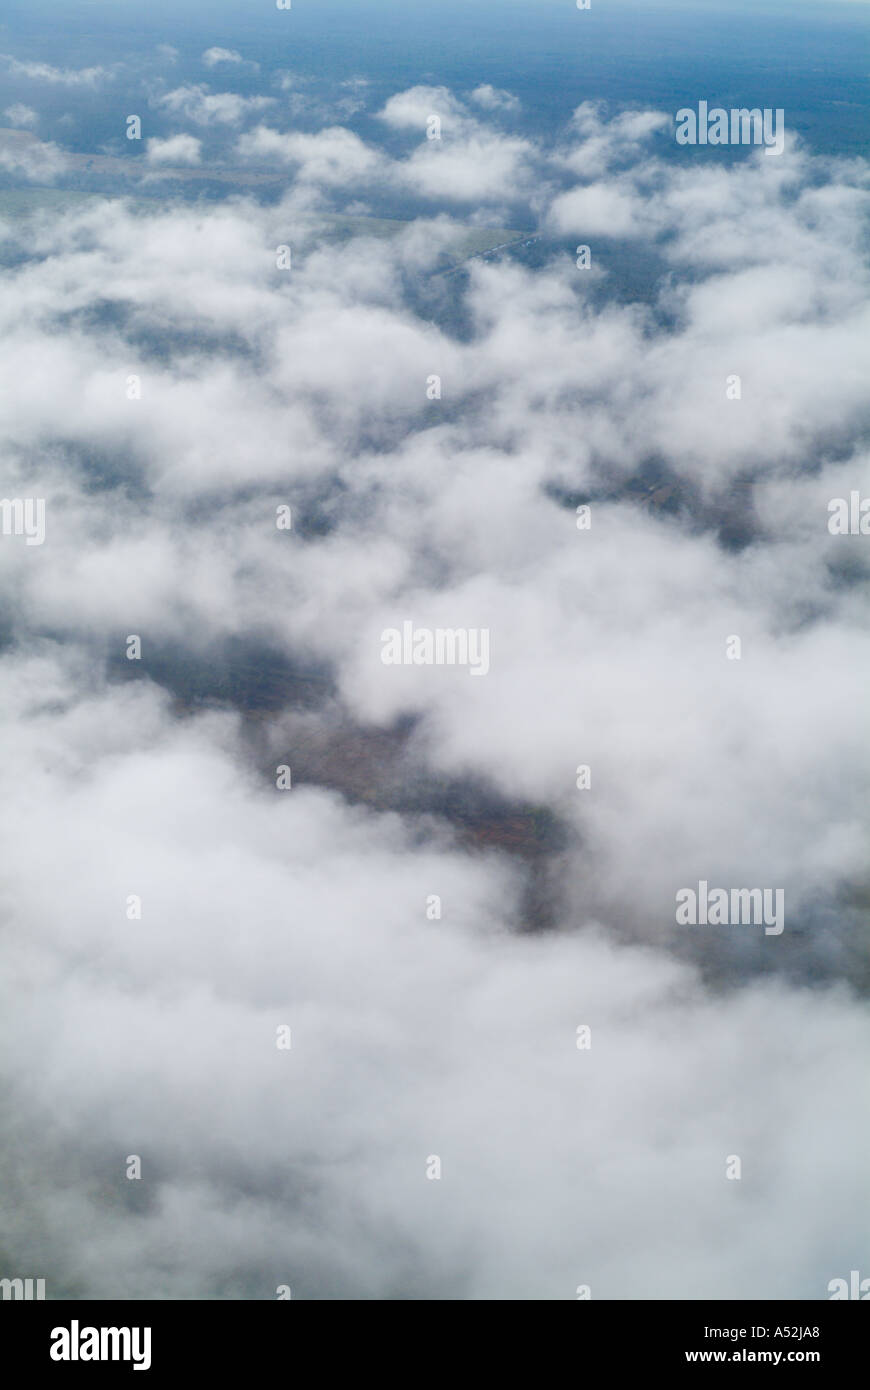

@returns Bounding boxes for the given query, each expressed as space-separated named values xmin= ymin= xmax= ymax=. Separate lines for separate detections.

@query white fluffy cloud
xmin=398 ymin=132 xmax=536 ymax=203
xmin=236 ymin=125 xmax=382 ymax=185
xmin=469 ymin=84 xmax=520 ymax=112
xmin=0 ymin=650 xmax=865 ymax=1298
xmin=0 ymin=53 xmax=110 ymax=86
xmin=376 ymin=86 xmax=537 ymax=204
xmin=146 ymin=133 xmax=203 ymax=166
xmin=0 ymin=92 xmax=867 ymax=1300
xmin=377 ymin=84 xmax=467 ymax=133
xmin=0 ymin=129 xmax=67 ymax=180
xmin=3 ymin=103 xmax=38 ymax=128
xmin=155 ymin=83 xmax=275 ymax=127
xmin=549 ymin=177 xmax=647 ymax=236
xmin=202 ymin=47 xmax=246 ymax=68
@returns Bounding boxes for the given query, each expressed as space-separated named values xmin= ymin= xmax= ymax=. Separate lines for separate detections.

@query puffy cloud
xmin=376 ymin=86 xmax=536 ymax=204
xmin=236 ymin=125 xmax=382 ymax=185
xmin=549 ymin=178 xmax=649 ymax=237
xmin=550 ymin=101 xmax=670 ymax=183
xmin=145 ymin=133 xmax=203 ymax=166
xmin=0 ymin=128 xmax=67 ymax=180
xmin=202 ymin=47 xmax=246 ymax=68
xmin=3 ymin=103 xmax=38 ymax=128
xmin=397 ymin=132 xmax=536 ymax=203
xmin=0 ymin=650 xmax=866 ymax=1299
xmin=0 ymin=89 xmax=867 ymax=1300
xmin=0 ymin=54 xmax=110 ymax=86
xmin=469 ymin=84 xmax=520 ymax=112
xmin=377 ymin=84 xmax=468 ymax=133
xmin=155 ymin=83 xmax=275 ymax=127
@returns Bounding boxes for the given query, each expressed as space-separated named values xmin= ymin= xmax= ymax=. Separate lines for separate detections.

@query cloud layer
xmin=0 ymin=92 xmax=868 ymax=1300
